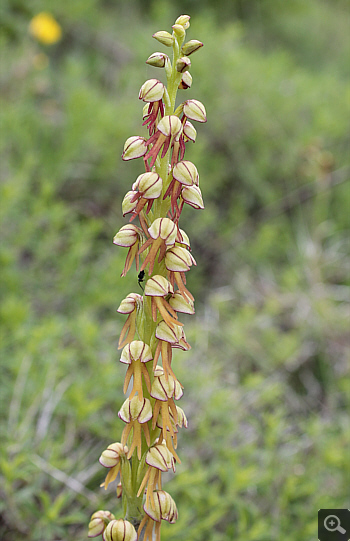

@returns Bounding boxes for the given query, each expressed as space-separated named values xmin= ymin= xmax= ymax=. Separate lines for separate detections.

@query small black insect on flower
xmin=138 ymin=270 xmax=145 ymax=290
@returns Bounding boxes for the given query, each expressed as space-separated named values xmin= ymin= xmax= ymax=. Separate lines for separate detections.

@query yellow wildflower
xmin=29 ymin=13 xmax=62 ymax=45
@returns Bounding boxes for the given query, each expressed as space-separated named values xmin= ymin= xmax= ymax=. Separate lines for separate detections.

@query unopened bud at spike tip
xmin=175 ymin=15 xmax=191 ymax=29
xmin=172 ymin=24 xmax=186 ymax=39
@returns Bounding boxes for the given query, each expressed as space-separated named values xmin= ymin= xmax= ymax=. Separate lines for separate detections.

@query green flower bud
xmin=172 ymin=24 xmax=186 ymax=39
xmin=103 ymin=519 xmax=137 ymax=541
xmin=146 ymin=52 xmax=169 ymax=68
xmin=183 ymin=99 xmax=207 ymax=123
xmin=152 ymin=30 xmax=174 ymax=47
xmin=181 ymin=40 xmax=203 ymax=56
xmin=122 ymin=136 xmax=147 ymax=161
xmin=176 ymin=56 xmax=191 ymax=73
xmin=139 ymin=79 xmax=165 ymax=102
xmin=88 ymin=510 xmax=115 ymax=538
xmin=175 ymin=15 xmax=191 ymax=29
xmin=179 ymin=71 xmax=192 ymax=90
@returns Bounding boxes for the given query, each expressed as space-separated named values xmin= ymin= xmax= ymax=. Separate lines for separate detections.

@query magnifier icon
xmin=324 ymin=515 xmax=346 ymax=534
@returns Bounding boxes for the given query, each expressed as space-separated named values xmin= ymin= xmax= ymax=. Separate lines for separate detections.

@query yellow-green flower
xmin=29 ymin=13 xmax=62 ymax=45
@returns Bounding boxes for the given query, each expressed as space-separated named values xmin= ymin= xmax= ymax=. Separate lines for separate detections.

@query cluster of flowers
xmin=88 ymin=15 xmax=206 ymax=541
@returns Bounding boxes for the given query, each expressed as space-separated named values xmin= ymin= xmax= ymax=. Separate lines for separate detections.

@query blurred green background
xmin=1 ymin=0 xmax=349 ymax=540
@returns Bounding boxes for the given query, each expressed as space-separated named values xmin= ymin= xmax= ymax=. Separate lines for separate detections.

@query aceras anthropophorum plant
xmin=88 ymin=15 xmax=206 ymax=541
